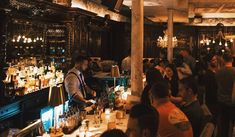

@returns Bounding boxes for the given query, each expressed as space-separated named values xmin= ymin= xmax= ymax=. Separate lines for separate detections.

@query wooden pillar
xmin=167 ymin=9 xmax=173 ymax=63
xmin=131 ymin=0 xmax=144 ymax=96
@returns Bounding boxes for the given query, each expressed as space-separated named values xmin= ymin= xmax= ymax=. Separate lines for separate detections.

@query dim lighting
xmin=219 ymin=41 xmax=222 ymax=46
xmin=225 ymin=42 xmax=228 ymax=47
xmin=230 ymin=39 xmax=234 ymax=43
xmin=27 ymin=38 xmax=32 ymax=43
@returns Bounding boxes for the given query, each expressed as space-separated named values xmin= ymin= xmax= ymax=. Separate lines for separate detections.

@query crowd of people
xmin=65 ymin=48 xmax=235 ymax=137
xmin=100 ymin=48 xmax=235 ymax=137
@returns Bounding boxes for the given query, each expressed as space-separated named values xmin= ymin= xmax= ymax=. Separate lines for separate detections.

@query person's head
xmin=207 ymin=54 xmax=217 ymax=68
xmin=146 ymin=68 xmax=164 ymax=86
xmin=74 ymin=56 xmax=89 ymax=71
xmin=143 ymin=59 xmax=149 ymax=64
xmin=165 ymin=64 xmax=178 ymax=80
xmin=101 ymin=129 xmax=127 ymax=137
xmin=149 ymin=82 xmax=170 ymax=105
xmin=174 ymin=54 xmax=184 ymax=67
xmin=127 ymin=104 xmax=159 ymax=137
xmin=180 ymin=49 xmax=190 ymax=57
xmin=223 ymin=52 xmax=233 ymax=63
xmin=179 ymin=76 xmax=198 ymax=102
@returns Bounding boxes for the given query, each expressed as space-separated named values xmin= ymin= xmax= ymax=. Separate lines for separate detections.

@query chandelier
xmin=157 ymin=35 xmax=178 ymax=48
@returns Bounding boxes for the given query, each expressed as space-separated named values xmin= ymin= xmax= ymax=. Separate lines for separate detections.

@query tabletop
xmin=43 ymin=111 xmax=129 ymax=137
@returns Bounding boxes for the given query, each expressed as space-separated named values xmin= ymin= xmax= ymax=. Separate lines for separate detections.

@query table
xmin=43 ymin=111 xmax=129 ymax=137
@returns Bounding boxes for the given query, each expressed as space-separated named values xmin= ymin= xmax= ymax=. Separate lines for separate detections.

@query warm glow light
xmin=207 ymin=47 xmax=210 ymax=51
xmin=212 ymin=40 xmax=215 ymax=44
xmin=200 ymin=40 xmax=204 ymax=44
xmin=219 ymin=41 xmax=222 ymax=46
xmin=230 ymin=39 xmax=234 ymax=43
xmin=71 ymin=0 xmax=128 ymax=22
xmin=225 ymin=42 xmax=228 ymax=47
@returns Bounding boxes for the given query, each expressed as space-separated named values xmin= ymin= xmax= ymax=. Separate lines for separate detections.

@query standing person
xmin=180 ymin=49 xmax=196 ymax=72
xmin=64 ymin=56 xmax=96 ymax=110
xmin=175 ymin=55 xmax=192 ymax=80
xmin=150 ymin=82 xmax=193 ymax=137
xmin=121 ymin=49 xmax=131 ymax=74
xmin=179 ymin=77 xmax=203 ymax=137
xmin=126 ymin=104 xmax=159 ymax=137
xmin=203 ymin=54 xmax=219 ymax=115
xmin=164 ymin=64 xmax=179 ymax=97
xmin=216 ymin=53 xmax=235 ymax=137
xmin=141 ymin=68 xmax=165 ymax=106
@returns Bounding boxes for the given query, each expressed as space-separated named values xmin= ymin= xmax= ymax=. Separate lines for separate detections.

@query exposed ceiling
xmin=123 ymin=0 xmax=235 ymax=26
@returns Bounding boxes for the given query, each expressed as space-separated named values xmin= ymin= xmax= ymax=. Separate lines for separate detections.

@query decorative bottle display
xmin=58 ymin=106 xmax=83 ymax=134
xmin=3 ymin=58 xmax=64 ymax=96
xmin=46 ymin=25 xmax=67 ymax=70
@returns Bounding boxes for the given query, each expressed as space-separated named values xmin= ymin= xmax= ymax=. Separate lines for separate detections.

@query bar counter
xmin=0 ymin=87 xmax=50 ymax=130
xmin=42 ymin=111 xmax=128 ymax=137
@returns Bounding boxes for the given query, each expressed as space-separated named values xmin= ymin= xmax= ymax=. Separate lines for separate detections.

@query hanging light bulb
xmin=200 ymin=40 xmax=204 ymax=44
xmin=36 ymin=37 xmax=39 ymax=40
xmin=212 ymin=39 xmax=215 ymax=44
xmin=222 ymin=49 xmax=225 ymax=53
xmin=39 ymin=37 xmax=43 ymax=41
xmin=207 ymin=47 xmax=210 ymax=51
xmin=12 ymin=39 xmax=16 ymax=42
xmin=219 ymin=41 xmax=222 ymax=46
xmin=18 ymin=35 xmax=21 ymax=39
xmin=225 ymin=42 xmax=228 ymax=47
xmin=22 ymin=35 xmax=25 ymax=39
xmin=33 ymin=39 xmax=36 ymax=42
xmin=230 ymin=38 xmax=233 ymax=43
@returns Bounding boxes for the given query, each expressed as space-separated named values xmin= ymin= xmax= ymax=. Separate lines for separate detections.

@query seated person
xmin=174 ymin=55 xmax=192 ymax=80
xmin=178 ymin=77 xmax=203 ymax=137
xmin=126 ymin=104 xmax=159 ymax=137
xmin=101 ymin=129 xmax=127 ymax=137
xmin=150 ymin=82 xmax=193 ymax=137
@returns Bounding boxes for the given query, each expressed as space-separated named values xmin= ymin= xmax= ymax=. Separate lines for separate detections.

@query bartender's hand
xmin=85 ymin=99 xmax=96 ymax=104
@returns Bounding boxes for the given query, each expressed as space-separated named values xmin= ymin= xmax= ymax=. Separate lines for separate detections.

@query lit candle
xmin=105 ymin=108 xmax=111 ymax=115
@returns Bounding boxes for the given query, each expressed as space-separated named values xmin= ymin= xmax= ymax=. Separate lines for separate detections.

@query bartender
xmin=64 ymin=55 xmax=96 ymax=110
